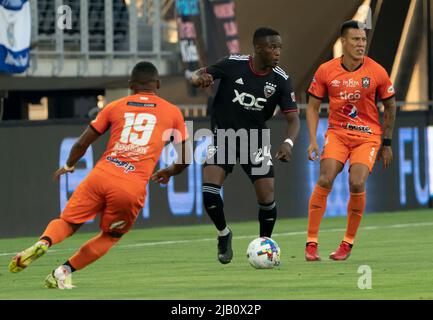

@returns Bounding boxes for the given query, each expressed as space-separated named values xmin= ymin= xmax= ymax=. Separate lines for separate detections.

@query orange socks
xmin=39 ymin=218 xmax=76 ymax=247
xmin=68 ymin=232 xmax=120 ymax=271
xmin=307 ymin=185 xmax=331 ymax=243
xmin=344 ymin=192 xmax=366 ymax=244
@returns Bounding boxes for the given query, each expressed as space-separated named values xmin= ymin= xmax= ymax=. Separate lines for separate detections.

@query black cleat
xmin=217 ymin=230 xmax=233 ymax=264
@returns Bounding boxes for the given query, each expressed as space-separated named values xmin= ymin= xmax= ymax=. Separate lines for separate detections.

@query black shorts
xmin=203 ymin=130 xmax=274 ymax=183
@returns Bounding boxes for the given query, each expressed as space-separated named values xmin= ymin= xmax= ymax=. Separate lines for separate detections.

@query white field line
xmin=0 ymin=221 xmax=432 ymax=257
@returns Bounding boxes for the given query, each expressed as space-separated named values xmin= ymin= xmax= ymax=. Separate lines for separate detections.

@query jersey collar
xmin=249 ymin=56 xmax=271 ymax=76
xmin=340 ymin=55 xmax=364 ymax=72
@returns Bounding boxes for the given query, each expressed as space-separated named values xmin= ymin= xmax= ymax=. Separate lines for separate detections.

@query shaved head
xmin=129 ymin=61 xmax=160 ymax=93
xmin=130 ymin=61 xmax=159 ymax=84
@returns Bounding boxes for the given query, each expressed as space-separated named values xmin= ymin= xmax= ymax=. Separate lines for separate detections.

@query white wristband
xmin=284 ymin=138 xmax=294 ymax=148
xmin=63 ymin=164 xmax=75 ymax=172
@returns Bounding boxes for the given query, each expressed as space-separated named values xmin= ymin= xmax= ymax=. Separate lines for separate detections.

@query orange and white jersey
xmin=90 ymin=93 xmax=188 ymax=185
xmin=308 ymin=56 xmax=395 ymax=136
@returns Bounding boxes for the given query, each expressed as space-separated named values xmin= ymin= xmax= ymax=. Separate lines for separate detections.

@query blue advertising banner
xmin=0 ymin=113 xmax=432 ymax=237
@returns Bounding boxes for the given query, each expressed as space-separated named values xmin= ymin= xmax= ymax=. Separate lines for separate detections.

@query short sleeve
xmin=376 ymin=67 xmax=395 ymax=101
xmin=172 ymin=108 xmax=189 ymax=144
xmin=90 ymin=102 xmax=114 ymax=134
xmin=278 ymin=76 xmax=298 ymax=113
xmin=308 ymin=65 xmax=327 ymax=100
xmin=205 ymin=56 xmax=231 ymax=80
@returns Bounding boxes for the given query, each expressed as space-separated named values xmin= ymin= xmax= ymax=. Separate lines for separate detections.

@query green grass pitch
xmin=0 ymin=209 xmax=432 ymax=300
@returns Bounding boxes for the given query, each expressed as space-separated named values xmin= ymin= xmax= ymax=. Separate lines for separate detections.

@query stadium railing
xmin=26 ymin=0 xmax=178 ymax=77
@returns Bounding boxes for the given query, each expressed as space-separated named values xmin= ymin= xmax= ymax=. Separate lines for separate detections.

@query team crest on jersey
xmin=264 ymin=82 xmax=277 ymax=98
xmin=362 ymin=77 xmax=371 ymax=88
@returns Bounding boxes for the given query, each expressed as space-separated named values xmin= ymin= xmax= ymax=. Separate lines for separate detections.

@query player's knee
xmin=257 ymin=193 xmax=274 ymax=204
xmin=349 ymin=178 xmax=366 ymax=193
xmin=317 ymin=174 xmax=335 ymax=189
xmin=67 ymin=221 xmax=83 ymax=233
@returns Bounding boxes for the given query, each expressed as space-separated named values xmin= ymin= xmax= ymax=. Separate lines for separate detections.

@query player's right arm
xmin=53 ymin=126 xmax=100 ymax=180
xmin=306 ymin=96 xmax=322 ymax=161
xmin=53 ymin=102 xmax=113 ymax=181
xmin=190 ymin=57 xmax=231 ymax=88
xmin=306 ymin=66 xmax=326 ymax=161
xmin=190 ymin=68 xmax=214 ymax=88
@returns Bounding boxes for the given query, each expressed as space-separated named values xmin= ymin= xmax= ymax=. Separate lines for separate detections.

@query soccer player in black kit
xmin=191 ymin=27 xmax=300 ymax=264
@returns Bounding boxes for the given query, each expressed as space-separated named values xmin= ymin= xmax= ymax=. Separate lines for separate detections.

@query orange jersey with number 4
xmin=90 ymin=93 xmax=188 ymax=184
xmin=308 ymin=56 xmax=395 ymax=136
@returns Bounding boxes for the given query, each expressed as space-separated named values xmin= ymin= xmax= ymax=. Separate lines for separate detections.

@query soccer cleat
xmin=217 ymin=230 xmax=233 ymax=264
xmin=329 ymin=241 xmax=352 ymax=261
xmin=305 ymin=242 xmax=321 ymax=261
xmin=45 ymin=265 xmax=75 ymax=289
xmin=8 ymin=242 xmax=48 ymax=273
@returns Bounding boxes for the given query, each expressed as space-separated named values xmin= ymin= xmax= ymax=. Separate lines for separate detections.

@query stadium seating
xmin=36 ymin=0 xmax=131 ymax=52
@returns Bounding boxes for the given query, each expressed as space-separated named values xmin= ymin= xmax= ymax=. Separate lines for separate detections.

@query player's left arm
xmin=151 ymin=110 xmax=192 ymax=184
xmin=378 ymin=96 xmax=396 ymax=169
xmin=275 ymin=111 xmax=300 ymax=162
xmin=53 ymin=126 xmax=101 ymax=180
xmin=275 ymin=76 xmax=300 ymax=162
xmin=151 ymin=139 xmax=192 ymax=184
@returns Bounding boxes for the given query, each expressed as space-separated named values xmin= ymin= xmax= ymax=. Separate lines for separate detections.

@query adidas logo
xmin=235 ymin=78 xmax=244 ymax=85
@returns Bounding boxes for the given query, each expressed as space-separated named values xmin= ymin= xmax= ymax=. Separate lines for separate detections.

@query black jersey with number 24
xmin=206 ymin=54 xmax=298 ymax=131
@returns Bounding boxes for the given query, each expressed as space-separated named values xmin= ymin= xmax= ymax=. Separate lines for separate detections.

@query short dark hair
xmin=253 ymin=27 xmax=280 ymax=45
xmin=130 ymin=61 xmax=158 ymax=83
xmin=340 ymin=20 xmax=367 ymax=36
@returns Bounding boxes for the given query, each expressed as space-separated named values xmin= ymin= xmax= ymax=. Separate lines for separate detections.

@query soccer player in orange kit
xmin=8 ymin=62 xmax=191 ymax=288
xmin=305 ymin=20 xmax=397 ymax=261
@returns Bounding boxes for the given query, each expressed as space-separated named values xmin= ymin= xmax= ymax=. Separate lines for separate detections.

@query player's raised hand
xmin=151 ymin=168 xmax=172 ymax=185
xmin=308 ymin=141 xmax=320 ymax=161
xmin=275 ymin=143 xmax=293 ymax=162
xmin=377 ymin=146 xmax=393 ymax=169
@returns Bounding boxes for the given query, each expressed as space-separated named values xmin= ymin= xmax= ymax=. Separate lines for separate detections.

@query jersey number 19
xmin=120 ymin=112 xmax=157 ymax=146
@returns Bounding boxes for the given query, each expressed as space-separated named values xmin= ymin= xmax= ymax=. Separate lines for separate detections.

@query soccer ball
xmin=246 ymin=237 xmax=281 ymax=269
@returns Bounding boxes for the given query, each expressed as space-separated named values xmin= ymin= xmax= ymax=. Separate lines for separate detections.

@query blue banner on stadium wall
xmin=0 ymin=0 xmax=30 ymax=73
xmin=0 ymin=114 xmax=432 ymax=238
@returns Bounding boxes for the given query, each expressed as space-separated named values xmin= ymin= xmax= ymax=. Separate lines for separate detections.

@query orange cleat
xmin=305 ymin=242 xmax=321 ymax=261
xmin=329 ymin=241 xmax=352 ymax=261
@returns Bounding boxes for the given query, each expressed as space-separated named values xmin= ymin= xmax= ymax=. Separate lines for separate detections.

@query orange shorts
xmin=321 ymin=129 xmax=381 ymax=172
xmin=61 ymin=169 xmax=146 ymax=234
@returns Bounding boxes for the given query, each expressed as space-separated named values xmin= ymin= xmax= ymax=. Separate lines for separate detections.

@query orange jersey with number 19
xmin=90 ymin=93 xmax=188 ymax=185
xmin=308 ymin=56 xmax=395 ymax=136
